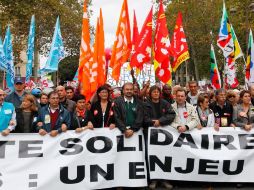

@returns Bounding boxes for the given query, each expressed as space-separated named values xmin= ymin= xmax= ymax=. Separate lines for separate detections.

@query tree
xmin=58 ymin=55 xmax=79 ymax=83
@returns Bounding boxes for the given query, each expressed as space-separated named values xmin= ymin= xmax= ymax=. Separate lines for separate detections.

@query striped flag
xmin=217 ymin=2 xmax=234 ymax=58
xmin=246 ymin=29 xmax=254 ymax=84
xmin=210 ymin=44 xmax=221 ymax=89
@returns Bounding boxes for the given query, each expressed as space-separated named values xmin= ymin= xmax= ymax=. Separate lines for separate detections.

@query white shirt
xmin=124 ymin=96 xmax=134 ymax=104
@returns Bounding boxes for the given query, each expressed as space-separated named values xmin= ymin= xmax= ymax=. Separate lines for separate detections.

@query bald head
xmin=56 ymin=85 xmax=66 ymax=100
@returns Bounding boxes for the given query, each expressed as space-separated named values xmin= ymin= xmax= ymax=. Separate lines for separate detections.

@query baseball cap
xmin=14 ymin=77 xmax=24 ymax=84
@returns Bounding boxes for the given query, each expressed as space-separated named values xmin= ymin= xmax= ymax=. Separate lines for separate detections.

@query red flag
xmin=132 ymin=10 xmax=139 ymax=48
xmin=171 ymin=12 xmax=190 ymax=72
xmin=130 ymin=7 xmax=153 ymax=69
xmin=154 ymin=1 xmax=173 ymax=85
xmin=110 ymin=0 xmax=131 ymax=82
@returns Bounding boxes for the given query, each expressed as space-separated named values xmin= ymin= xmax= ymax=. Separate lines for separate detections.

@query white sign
xmin=148 ymin=126 xmax=254 ymax=182
xmin=0 ymin=129 xmax=147 ymax=189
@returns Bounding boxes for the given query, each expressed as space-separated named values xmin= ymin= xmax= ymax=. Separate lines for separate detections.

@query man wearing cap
xmin=0 ymin=89 xmax=16 ymax=136
xmin=5 ymin=77 xmax=27 ymax=108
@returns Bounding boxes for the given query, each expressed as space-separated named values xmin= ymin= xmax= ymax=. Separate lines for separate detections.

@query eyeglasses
xmin=228 ymin=95 xmax=235 ymax=98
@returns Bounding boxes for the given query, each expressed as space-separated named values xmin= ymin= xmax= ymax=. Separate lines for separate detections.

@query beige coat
xmin=171 ymin=102 xmax=199 ymax=130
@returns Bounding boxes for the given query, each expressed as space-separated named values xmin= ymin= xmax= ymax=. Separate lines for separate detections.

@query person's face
xmin=0 ymin=90 xmax=5 ymax=104
xmin=40 ymin=95 xmax=48 ymax=104
xmin=133 ymin=85 xmax=140 ymax=96
xmin=77 ymin=99 xmax=86 ymax=110
xmin=15 ymin=83 xmax=25 ymax=92
xmin=99 ymin=90 xmax=109 ymax=100
xmin=123 ymin=84 xmax=134 ymax=98
xmin=151 ymin=89 xmax=160 ymax=101
xmin=189 ymin=83 xmax=198 ymax=95
xmin=66 ymin=89 xmax=74 ymax=99
xmin=49 ymin=94 xmax=59 ymax=107
xmin=217 ymin=92 xmax=226 ymax=103
xmin=85 ymin=102 xmax=91 ymax=110
xmin=163 ymin=85 xmax=171 ymax=95
xmin=200 ymin=98 xmax=209 ymax=109
xmin=57 ymin=87 xmax=66 ymax=99
xmin=227 ymin=94 xmax=236 ymax=103
xmin=242 ymin=93 xmax=251 ymax=104
xmin=22 ymin=98 xmax=32 ymax=109
xmin=176 ymin=91 xmax=186 ymax=105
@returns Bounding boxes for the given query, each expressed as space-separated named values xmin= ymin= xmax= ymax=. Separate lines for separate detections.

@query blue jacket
xmin=36 ymin=105 xmax=71 ymax=133
xmin=0 ymin=102 xmax=15 ymax=132
xmin=5 ymin=91 xmax=27 ymax=108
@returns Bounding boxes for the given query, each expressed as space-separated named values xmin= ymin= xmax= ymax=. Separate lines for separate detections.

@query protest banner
xmin=0 ymin=129 xmax=146 ymax=189
xmin=148 ymin=127 xmax=254 ymax=182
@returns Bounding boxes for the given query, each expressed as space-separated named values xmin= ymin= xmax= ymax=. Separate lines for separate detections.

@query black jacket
xmin=209 ymin=101 xmax=233 ymax=126
xmin=14 ymin=108 xmax=38 ymax=133
xmin=113 ymin=96 xmax=144 ymax=133
xmin=90 ymin=101 xmax=115 ymax=128
xmin=144 ymin=98 xmax=176 ymax=128
xmin=71 ymin=110 xmax=93 ymax=130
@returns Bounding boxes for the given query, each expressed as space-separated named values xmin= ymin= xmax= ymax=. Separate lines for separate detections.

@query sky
xmin=90 ymin=0 xmax=154 ymax=48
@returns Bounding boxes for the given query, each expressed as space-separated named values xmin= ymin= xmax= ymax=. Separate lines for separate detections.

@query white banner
xmin=0 ymin=129 xmax=147 ymax=189
xmin=148 ymin=126 xmax=254 ymax=182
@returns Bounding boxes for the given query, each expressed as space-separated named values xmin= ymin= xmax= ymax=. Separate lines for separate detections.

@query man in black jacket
xmin=113 ymin=82 xmax=144 ymax=138
xmin=209 ymin=88 xmax=234 ymax=129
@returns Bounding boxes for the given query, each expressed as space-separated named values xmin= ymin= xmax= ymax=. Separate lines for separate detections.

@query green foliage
xmin=58 ymin=55 xmax=79 ymax=82
xmin=0 ymin=0 xmax=92 ymax=64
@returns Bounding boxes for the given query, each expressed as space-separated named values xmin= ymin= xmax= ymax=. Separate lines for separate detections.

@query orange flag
xmin=91 ymin=18 xmax=99 ymax=93
xmin=110 ymin=0 xmax=131 ymax=82
xmin=97 ymin=8 xmax=106 ymax=86
xmin=130 ymin=7 xmax=153 ymax=69
xmin=154 ymin=1 xmax=174 ymax=85
xmin=171 ymin=12 xmax=190 ymax=72
xmin=78 ymin=0 xmax=93 ymax=100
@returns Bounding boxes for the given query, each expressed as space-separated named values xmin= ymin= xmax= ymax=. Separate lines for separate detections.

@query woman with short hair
xmin=90 ymin=85 xmax=115 ymax=128
xmin=196 ymin=94 xmax=215 ymax=129
xmin=72 ymin=94 xmax=94 ymax=133
xmin=233 ymin=90 xmax=254 ymax=131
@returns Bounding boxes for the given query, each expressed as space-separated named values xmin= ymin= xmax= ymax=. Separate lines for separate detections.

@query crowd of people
xmin=1 ymin=76 xmax=254 ymax=189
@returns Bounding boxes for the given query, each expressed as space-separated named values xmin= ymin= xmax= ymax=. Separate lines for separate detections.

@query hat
xmin=14 ymin=77 xmax=24 ymax=84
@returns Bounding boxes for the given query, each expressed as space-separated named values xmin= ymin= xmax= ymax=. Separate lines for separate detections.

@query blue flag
xmin=0 ymin=38 xmax=7 ymax=72
xmin=26 ymin=15 xmax=35 ymax=82
xmin=41 ymin=16 xmax=65 ymax=74
xmin=3 ymin=26 xmax=15 ymax=92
